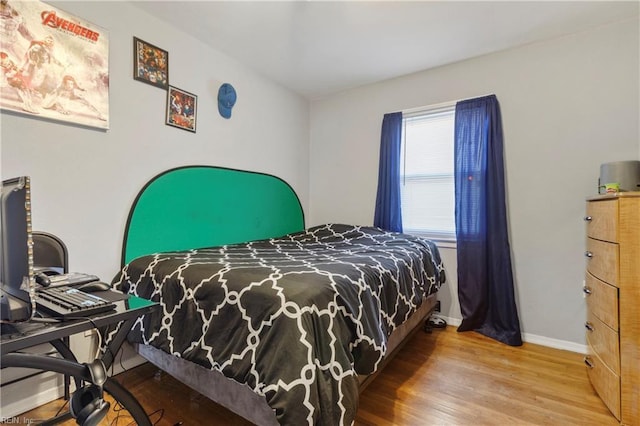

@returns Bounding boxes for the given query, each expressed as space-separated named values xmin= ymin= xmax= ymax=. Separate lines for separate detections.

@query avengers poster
xmin=0 ymin=0 xmax=109 ymax=129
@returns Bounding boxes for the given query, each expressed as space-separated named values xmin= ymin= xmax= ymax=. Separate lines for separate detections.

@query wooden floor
xmin=19 ymin=326 xmax=617 ymax=425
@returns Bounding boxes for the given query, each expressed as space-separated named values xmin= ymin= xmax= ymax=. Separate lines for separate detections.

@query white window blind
xmin=400 ymin=105 xmax=456 ymax=243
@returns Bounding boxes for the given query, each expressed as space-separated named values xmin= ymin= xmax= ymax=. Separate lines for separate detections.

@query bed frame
xmin=120 ymin=165 xmax=438 ymax=425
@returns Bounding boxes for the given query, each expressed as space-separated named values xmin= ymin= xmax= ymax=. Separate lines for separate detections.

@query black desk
xmin=1 ymin=291 xmax=157 ymax=425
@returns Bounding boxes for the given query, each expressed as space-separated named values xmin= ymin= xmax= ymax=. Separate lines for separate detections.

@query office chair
xmin=32 ymin=231 xmax=69 ymax=275
xmin=31 ymin=231 xmax=73 ymax=399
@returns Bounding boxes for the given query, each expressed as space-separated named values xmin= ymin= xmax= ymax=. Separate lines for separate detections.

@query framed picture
xmin=166 ymin=86 xmax=197 ymax=133
xmin=0 ymin=1 xmax=109 ymax=129
xmin=133 ymin=37 xmax=168 ymax=89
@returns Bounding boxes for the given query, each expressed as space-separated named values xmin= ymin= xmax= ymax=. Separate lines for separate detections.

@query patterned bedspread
xmin=111 ymin=224 xmax=445 ymax=425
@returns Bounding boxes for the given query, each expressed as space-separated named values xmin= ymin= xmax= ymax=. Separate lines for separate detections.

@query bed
xmin=107 ymin=165 xmax=446 ymax=425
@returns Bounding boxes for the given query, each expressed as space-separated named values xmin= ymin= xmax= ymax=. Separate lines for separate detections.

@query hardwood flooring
xmin=17 ymin=326 xmax=616 ymax=425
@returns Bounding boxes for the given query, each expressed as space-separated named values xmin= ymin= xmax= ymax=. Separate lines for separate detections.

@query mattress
xmin=109 ymin=224 xmax=445 ymax=424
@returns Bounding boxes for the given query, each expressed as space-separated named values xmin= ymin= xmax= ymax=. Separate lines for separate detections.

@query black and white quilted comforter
xmin=111 ymin=224 xmax=445 ymax=425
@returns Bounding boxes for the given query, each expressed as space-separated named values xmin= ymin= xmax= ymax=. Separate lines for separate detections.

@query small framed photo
xmin=166 ymin=86 xmax=197 ymax=133
xmin=133 ymin=37 xmax=168 ymax=89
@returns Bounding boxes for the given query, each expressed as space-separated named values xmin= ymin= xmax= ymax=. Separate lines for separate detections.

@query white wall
xmin=1 ymin=1 xmax=310 ymax=284
xmin=309 ymin=18 xmax=640 ymax=346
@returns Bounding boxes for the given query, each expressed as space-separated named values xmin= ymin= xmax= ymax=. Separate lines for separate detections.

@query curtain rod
xmin=402 ymin=93 xmax=495 ymax=115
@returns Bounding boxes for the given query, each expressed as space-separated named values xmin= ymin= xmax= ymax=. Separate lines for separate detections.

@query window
xmin=400 ymin=104 xmax=456 ymax=244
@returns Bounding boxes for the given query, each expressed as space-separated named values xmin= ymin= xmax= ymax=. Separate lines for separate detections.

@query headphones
xmin=70 ymin=359 xmax=110 ymax=425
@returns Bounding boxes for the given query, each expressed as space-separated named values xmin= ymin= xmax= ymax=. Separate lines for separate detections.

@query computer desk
xmin=1 ymin=291 xmax=158 ymax=425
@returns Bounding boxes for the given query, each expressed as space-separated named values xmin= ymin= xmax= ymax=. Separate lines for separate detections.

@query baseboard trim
xmin=438 ymin=315 xmax=587 ymax=354
xmin=521 ymin=333 xmax=587 ymax=354
xmin=439 ymin=315 xmax=461 ymax=327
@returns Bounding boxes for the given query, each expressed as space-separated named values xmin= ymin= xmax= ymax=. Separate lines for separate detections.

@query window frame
xmin=400 ymin=103 xmax=457 ymax=248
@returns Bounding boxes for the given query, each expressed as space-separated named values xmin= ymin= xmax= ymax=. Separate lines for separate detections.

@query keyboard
xmin=46 ymin=272 xmax=100 ymax=288
xmin=36 ymin=286 xmax=116 ymax=319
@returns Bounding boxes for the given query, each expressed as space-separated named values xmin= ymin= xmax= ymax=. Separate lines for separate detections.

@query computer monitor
xmin=0 ymin=176 xmax=35 ymax=322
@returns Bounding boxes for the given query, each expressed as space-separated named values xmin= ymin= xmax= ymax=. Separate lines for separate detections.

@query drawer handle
xmin=584 ymin=216 xmax=592 ymax=222
xmin=583 ymin=286 xmax=592 ymax=295
xmin=584 ymin=356 xmax=594 ymax=369
xmin=585 ymin=251 xmax=593 ymax=258
xmin=584 ymin=322 xmax=594 ymax=332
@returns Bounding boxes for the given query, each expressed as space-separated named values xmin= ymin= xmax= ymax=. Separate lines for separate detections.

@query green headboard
xmin=121 ymin=165 xmax=305 ymax=266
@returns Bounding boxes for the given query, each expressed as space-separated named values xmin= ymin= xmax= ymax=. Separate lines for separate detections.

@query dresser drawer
xmin=585 ymin=348 xmax=621 ymax=421
xmin=584 ymin=272 xmax=619 ymax=330
xmin=585 ymin=311 xmax=619 ymax=374
xmin=585 ymin=199 xmax=618 ymax=242
xmin=585 ymin=238 xmax=618 ymax=286
xmin=584 ymin=194 xmax=639 ymax=425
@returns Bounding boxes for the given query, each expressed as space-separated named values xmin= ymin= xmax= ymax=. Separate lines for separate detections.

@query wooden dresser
xmin=584 ymin=192 xmax=639 ymax=425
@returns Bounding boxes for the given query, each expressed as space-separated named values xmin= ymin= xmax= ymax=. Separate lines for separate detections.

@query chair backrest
xmin=32 ymin=231 xmax=68 ymax=274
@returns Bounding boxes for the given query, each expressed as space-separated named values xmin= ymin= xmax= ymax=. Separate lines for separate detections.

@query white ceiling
xmin=131 ymin=1 xmax=639 ymax=100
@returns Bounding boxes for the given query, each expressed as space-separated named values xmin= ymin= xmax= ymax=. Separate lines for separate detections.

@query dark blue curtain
xmin=374 ymin=112 xmax=403 ymax=232
xmin=454 ymin=95 xmax=522 ymax=346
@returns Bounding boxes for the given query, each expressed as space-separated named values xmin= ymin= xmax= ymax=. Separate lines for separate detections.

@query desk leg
xmin=103 ymin=376 xmax=151 ymax=425
xmin=101 ymin=317 xmax=137 ymax=369
xmin=1 ymin=353 xmax=152 ymax=426
xmin=63 ymin=336 xmax=70 ymax=400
